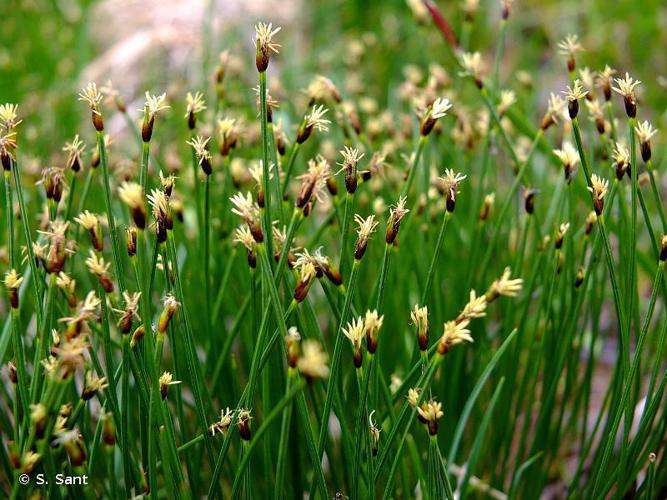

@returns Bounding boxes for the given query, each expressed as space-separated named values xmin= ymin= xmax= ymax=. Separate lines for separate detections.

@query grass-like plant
xmin=1 ymin=1 xmax=667 ymax=498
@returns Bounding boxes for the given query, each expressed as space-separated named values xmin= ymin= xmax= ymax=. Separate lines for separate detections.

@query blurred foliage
xmin=2 ymin=0 xmax=667 ymax=159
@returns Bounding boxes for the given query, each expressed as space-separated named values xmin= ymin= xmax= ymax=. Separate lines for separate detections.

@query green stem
xmin=259 ymin=71 xmax=274 ymax=262
xmin=97 ymin=131 xmax=126 ymax=292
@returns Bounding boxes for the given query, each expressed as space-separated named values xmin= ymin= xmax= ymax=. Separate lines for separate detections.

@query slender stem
xmin=422 ymin=211 xmax=451 ymax=303
xmin=11 ymin=158 xmax=43 ymax=327
xmin=314 ymin=260 xmax=361 ymax=473
xmin=259 ymin=71 xmax=274 ymax=261
xmin=97 ymin=131 xmax=126 ymax=293
xmin=204 ymin=174 xmax=212 ymax=330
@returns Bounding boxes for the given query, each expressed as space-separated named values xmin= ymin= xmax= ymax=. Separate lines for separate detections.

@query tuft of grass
xmin=1 ymin=2 xmax=667 ymax=498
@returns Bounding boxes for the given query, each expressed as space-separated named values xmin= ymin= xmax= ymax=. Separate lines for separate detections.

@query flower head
xmin=411 ymin=304 xmax=429 ymax=351
xmin=78 ymin=82 xmax=103 ymax=113
xmin=354 ymin=214 xmax=378 ymax=260
xmin=459 ymin=52 xmax=484 ymax=87
xmin=596 ymin=65 xmax=617 ymax=101
xmin=186 ymin=135 xmax=213 ymax=175
xmin=386 ymin=195 xmax=410 ymax=244
xmin=63 ymin=135 xmax=86 ymax=172
xmin=420 ymin=97 xmax=452 ymax=136
xmin=305 ymin=75 xmax=342 ymax=104
xmin=184 ymin=91 xmax=206 ymax=126
xmin=588 ymin=174 xmax=609 ymax=215
xmin=364 ymin=309 xmax=384 ymax=353
xmin=142 ymin=92 xmax=169 ymax=117
xmin=343 ymin=316 xmax=365 ymax=360
xmin=563 ymin=80 xmax=588 ymax=118
xmin=553 ymin=141 xmax=580 ymax=183
xmin=0 ymin=103 xmax=21 ymax=130
xmin=460 ymin=289 xmax=487 ymax=319
xmin=439 ymin=168 xmax=466 ymax=212
xmin=612 ymin=73 xmax=641 ymax=117
xmin=210 ymin=408 xmax=234 ymax=436
xmin=305 ymin=104 xmax=331 ymax=133
xmin=487 ymin=267 xmax=523 ymax=300
xmin=254 ymin=22 xmax=281 ymax=71
xmin=297 ymin=340 xmax=330 ymax=380
xmin=417 ymin=399 xmax=444 ymax=435
xmin=159 ymin=371 xmax=182 ymax=399
xmin=557 ymin=34 xmax=584 ymax=72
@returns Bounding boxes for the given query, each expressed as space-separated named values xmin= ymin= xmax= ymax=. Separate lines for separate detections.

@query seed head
xmin=417 ymin=400 xmax=444 ymax=435
xmin=0 ymin=103 xmax=21 ymax=130
xmin=158 ymin=294 xmax=180 ymax=334
xmin=337 ymin=146 xmax=364 ymax=194
xmin=612 ymin=141 xmax=630 ymax=179
xmin=217 ymin=117 xmax=239 ymax=156
xmin=553 ymin=142 xmax=580 ymax=183
xmin=237 ymin=408 xmax=252 ymax=440
xmin=79 ymin=82 xmax=103 ymax=110
xmin=297 ymin=340 xmax=330 ymax=380
xmin=364 ymin=309 xmax=384 ymax=354
xmin=294 ymin=261 xmax=317 ymax=302
xmin=296 ymin=155 xmax=330 ymax=210
xmin=116 ymin=291 xmax=141 ymax=334
xmin=596 ymin=65 xmax=616 ymax=101
xmin=75 ymin=210 xmax=104 ymax=251
xmin=230 ymin=191 xmax=262 ymax=242
xmin=479 ymin=192 xmax=495 ymax=221
xmin=4 ymin=269 xmax=23 ymax=309
xmin=210 ymin=408 xmax=235 ymax=436
xmin=407 ymin=387 xmax=422 ymax=408
xmin=303 ymin=104 xmax=331 ymax=134
xmin=186 ymin=135 xmax=213 ymax=176
xmin=343 ymin=316 xmax=365 ymax=368
xmin=63 ymin=135 xmax=86 ymax=172
xmin=234 ymin=226 xmax=257 ymax=267
xmin=420 ymin=97 xmax=452 ymax=136
xmin=497 ymin=90 xmax=516 ymax=117
xmin=82 ymin=371 xmax=108 ymax=401
xmin=563 ymin=80 xmax=588 ymax=119
xmin=541 ymin=93 xmax=567 ymax=130
xmin=555 ymin=222 xmax=570 ymax=250
xmin=557 ymin=34 xmax=584 ymax=73
xmin=41 ymin=166 xmax=66 ymax=202
xmin=386 ymin=196 xmax=410 ymax=244
xmin=439 ymin=319 xmax=473 ymax=355
xmin=368 ymin=410 xmax=381 ymax=456
xmin=635 ymin=120 xmax=657 ymax=162
xmin=254 ymin=22 xmax=281 ymax=72
xmin=487 ymin=267 xmax=523 ymax=300
xmin=612 ymin=73 xmax=640 ymax=117
xmin=0 ymin=131 xmax=17 ymax=170
xmin=85 ymin=250 xmax=114 ymax=293
xmin=660 ymin=235 xmax=667 ymax=261
xmin=306 ymin=75 xmax=342 ymax=104
xmin=140 ymin=92 xmax=169 ymax=141
xmin=459 ymin=52 xmax=484 ymax=88
xmin=159 ymin=371 xmax=181 ymax=400
xmin=354 ymin=214 xmax=378 ymax=260
xmin=585 ymin=99 xmax=606 ymax=134
xmin=588 ymin=174 xmax=609 ymax=215
xmin=148 ymin=188 xmax=171 ymax=241
xmin=185 ymin=91 xmax=206 ymax=129
xmin=411 ymin=304 xmax=429 ymax=351
xmin=439 ymin=168 xmax=466 ymax=212
xmin=460 ymin=289 xmax=487 ymax=319
xmin=119 ymin=182 xmax=146 ymax=229
xmin=79 ymin=82 xmax=104 ymax=130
